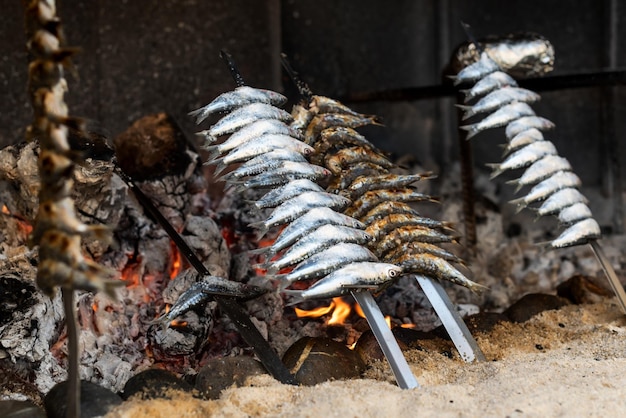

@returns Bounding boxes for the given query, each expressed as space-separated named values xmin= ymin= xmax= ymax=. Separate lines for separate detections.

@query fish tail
xmin=447 ymin=75 xmax=459 ymax=85
xmin=282 ymin=290 xmax=305 ymax=306
xmin=505 ymin=178 xmax=524 ymax=193
xmin=248 ymin=222 xmax=269 ymax=239
xmin=188 ymin=106 xmax=209 ymax=124
xmin=247 ymin=246 xmax=271 ymax=256
xmin=466 ymin=279 xmax=489 ymax=294
xmin=459 ymin=124 xmax=479 ymax=140
xmin=212 ymin=159 xmax=227 ymax=175
xmin=196 ymin=130 xmax=219 ymax=144
xmin=508 ymin=197 xmax=528 ymax=213
xmin=206 ymin=148 xmax=222 ymax=162
xmin=454 ymin=104 xmax=475 ymax=120
xmin=367 ymin=115 xmax=385 ymax=126
xmin=486 ymin=163 xmax=504 ymax=179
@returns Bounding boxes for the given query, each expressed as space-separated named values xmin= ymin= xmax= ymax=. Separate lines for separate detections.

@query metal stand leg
xmin=415 ymin=275 xmax=486 ymax=362
xmin=590 ymin=240 xmax=626 ymax=314
xmin=351 ymin=290 xmax=419 ymax=389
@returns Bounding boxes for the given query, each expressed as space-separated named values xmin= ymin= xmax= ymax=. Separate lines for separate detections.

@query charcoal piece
xmin=556 ymin=275 xmax=613 ymax=305
xmin=44 ymin=380 xmax=122 ymax=418
xmin=463 ymin=312 xmax=510 ymax=334
xmin=113 ymin=113 xmax=193 ymax=181
xmin=195 ymin=356 xmax=268 ymax=400
xmin=0 ymin=400 xmax=46 ymax=418
xmin=504 ymin=293 xmax=570 ymax=323
xmin=121 ymin=368 xmax=193 ymax=400
xmin=0 ymin=273 xmax=37 ymax=327
xmin=282 ymin=337 xmax=365 ymax=386
xmin=354 ymin=329 xmax=413 ymax=363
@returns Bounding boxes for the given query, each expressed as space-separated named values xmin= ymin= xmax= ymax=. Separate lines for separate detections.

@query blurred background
xmin=1 ymin=0 xmax=624 ymax=228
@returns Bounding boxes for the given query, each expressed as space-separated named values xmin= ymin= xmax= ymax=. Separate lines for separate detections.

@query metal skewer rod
xmin=350 ymin=290 xmax=419 ymax=389
xmin=414 ymin=275 xmax=486 ymax=362
xmin=590 ymin=240 xmax=626 ymax=314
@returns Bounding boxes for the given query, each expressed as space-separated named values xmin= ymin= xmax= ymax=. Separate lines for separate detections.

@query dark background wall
xmin=2 ymin=0 xmax=624 ymax=224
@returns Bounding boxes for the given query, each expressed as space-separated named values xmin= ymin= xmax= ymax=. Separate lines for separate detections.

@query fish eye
xmin=388 ymin=268 xmax=399 ymax=278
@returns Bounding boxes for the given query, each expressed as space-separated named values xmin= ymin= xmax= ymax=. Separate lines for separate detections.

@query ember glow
xmin=1 ymin=204 xmax=34 ymax=236
xmin=169 ymin=244 xmax=182 ymax=279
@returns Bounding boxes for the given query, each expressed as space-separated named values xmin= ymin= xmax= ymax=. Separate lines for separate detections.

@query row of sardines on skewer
xmin=452 ymin=51 xmax=601 ymax=248
xmin=189 ymin=85 xmax=402 ymax=304
xmin=289 ymin=93 xmax=483 ymax=291
xmin=187 ymin=78 xmax=482 ymax=306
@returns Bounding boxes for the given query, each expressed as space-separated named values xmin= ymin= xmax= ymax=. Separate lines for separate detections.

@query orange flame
xmin=294 ymin=297 xmax=353 ymax=326
xmin=2 ymin=205 xmax=33 ymax=236
xmin=169 ymin=244 xmax=182 ymax=279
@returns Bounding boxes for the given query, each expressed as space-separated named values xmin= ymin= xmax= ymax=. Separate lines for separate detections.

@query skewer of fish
xmin=282 ymin=54 xmax=486 ymax=363
xmin=286 ymin=73 xmax=481 ymax=293
xmin=24 ymin=2 xmax=123 ymax=416
xmin=455 ymin=47 xmax=626 ymax=313
xmin=181 ymin=54 xmax=424 ymax=388
xmin=188 ymin=54 xmax=405 ymax=306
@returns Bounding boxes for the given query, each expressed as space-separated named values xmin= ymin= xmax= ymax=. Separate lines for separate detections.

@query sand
xmin=105 ymin=298 xmax=626 ymax=418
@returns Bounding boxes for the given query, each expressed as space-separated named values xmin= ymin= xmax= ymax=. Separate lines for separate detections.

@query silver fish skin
xmin=325 ymin=146 xmax=394 ymax=174
xmin=384 ymin=241 xmax=464 ymax=266
xmin=461 ymin=71 xmax=518 ymax=102
xmin=365 ymin=213 xmax=454 ymax=240
xmin=290 ymin=104 xmax=314 ymax=132
xmin=203 ymin=119 xmax=300 ymax=160
xmin=212 ymin=134 xmax=314 ymax=167
xmin=153 ymin=277 xmax=266 ymax=325
xmin=283 ymin=262 xmax=402 ymax=305
xmin=346 ymin=189 xmax=437 ymax=220
xmin=505 ymin=116 xmax=555 ymax=140
xmin=510 ymin=171 xmax=582 ymax=210
xmin=489 ymin=140 xmax=558 ymax=178
xmin=153 ymin=287 xmax=208 ymax=326
xmin=359 ymin=201 xmax=421 ymax=225
xmin=273 ymin=243 xmax=378 ymax=289
xmin=249 ymin=207 xmax=365 ymax=259
xmin=458 ymin=87 xmax=541 ymax=120
xmin=218 ymin=151 xmax=308 ymax=181
xmin=310 ymin=95 xmax=364 ymax=116
xmin=253 ymin=179 xmax=325 ymax=209
xmin=266 ymin=224 xmax=373 ymax=273
xmin=557 ymin=202 xmax=593 ymax=225
xmin=304 ymin=114 xmax=381 ymax=146
xmin=228 ymin=162 xmax=331 ymax=191
xmin=549 ymin=218 xmax=601 ymax=249
xmin=536 ymin=187 xmax=589 ymax=217
xmin=343 ymin=173 xmax=431 ymax=201
xmin=509 ymin=155 xmax=573 ymax=191
xmin=318 ymin=126 xmax=377 ymax=149
xmin=206 ymin=103 xmax=293 ymax=139
xmin=189 ymin=87 xmax=287 ymax=124
xmin=375 ymin=225 xmax=455 ymax=256
xmin=502 ymin=128 xmax=545 ymax=156
xmin=395 ymin=253 xmax=484 ymax=292
xmin=461 ymin=102 xmax=536 ymax=140
xmin=452 ymin=52 xmax=500 ymax=86
xmin=250 ymin=191 xmax=352 ymax=236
